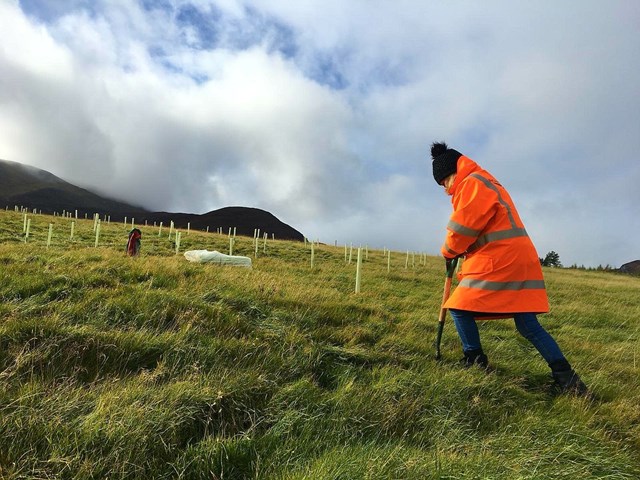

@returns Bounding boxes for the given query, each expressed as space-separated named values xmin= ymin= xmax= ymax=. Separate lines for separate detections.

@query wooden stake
xmin=310 ymin=241 xmax=315 ymax=269
xmin=46 ymin=223 xmax=53 ymax=248
xmin=94 ymin=220 xmax=101 ymax=247
xmin=355 ymin=248 xmax=362 ymax=293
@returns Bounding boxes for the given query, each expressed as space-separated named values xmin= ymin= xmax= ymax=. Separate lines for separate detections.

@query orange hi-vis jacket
xmin=441 ymin=155 xmax=549 ymax=316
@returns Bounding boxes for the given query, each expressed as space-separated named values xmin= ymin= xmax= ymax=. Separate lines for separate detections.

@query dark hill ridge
xmin=137 ymin=207 xmax=304 ymax=241
xmin=0 ymin=159 xmax=304 ymax=241
xmin=0 ymin=159 xmax=146 ymax=215
xmin=619 ymin=260 xmax=640 ymax=275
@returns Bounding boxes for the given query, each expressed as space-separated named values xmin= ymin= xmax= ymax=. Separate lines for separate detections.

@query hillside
xmin=137 ymin=206 xmax=304 ymax=241
xmin=0 ymin=159 xmax=147 ymax=215
xmin=0 ymin=209 xmax=639 ymax=479
xmin=620 ymin=260 xmax=640 ymax=275
xmin=0 ymin=159 xmax=304 ymax=241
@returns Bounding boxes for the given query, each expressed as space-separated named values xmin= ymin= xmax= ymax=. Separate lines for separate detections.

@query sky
xmin=1 ymin=0 xmax=639 ymax=268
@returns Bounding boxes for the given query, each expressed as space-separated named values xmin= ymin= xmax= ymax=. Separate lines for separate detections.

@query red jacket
xmin=441 ymin=155 xmax=549 ymax=315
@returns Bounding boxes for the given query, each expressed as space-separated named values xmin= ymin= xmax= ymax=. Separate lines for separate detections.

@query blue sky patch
xmin=19 ymin=0 xmax=96 ymax=22
xmin=307 ymin=52 xmax=349 ymax=90
xmin=176 ymin=3 xmax=223 ymax=49
xmin=140 ymin=0 xmax=173 ymax=14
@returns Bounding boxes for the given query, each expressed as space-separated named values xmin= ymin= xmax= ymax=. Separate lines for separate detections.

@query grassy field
xmin=0 ymin=209 xmax=639 ymax=479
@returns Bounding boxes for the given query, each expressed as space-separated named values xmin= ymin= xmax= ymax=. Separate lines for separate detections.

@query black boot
xmin=461 ymin=348 xmax=489 ymax=369
xmin=550 ymin=360 xmax=588 ymax=396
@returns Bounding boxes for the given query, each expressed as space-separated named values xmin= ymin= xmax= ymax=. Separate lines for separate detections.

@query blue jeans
xmin=449 ymin=309 xmax=566 ymax=366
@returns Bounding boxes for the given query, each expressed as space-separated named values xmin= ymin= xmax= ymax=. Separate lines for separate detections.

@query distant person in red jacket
xmin=126 ymin=228 xmax=142 ymax=256
xmin=432 ymin=141 xmax=587 ymax=395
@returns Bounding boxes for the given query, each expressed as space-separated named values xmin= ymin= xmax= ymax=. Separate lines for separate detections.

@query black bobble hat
xmin=431 ymin=141 xmax=462 ymax=184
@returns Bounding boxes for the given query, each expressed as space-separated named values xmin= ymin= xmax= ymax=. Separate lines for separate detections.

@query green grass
xmin=1 ymin=209 xmax=639 ymax=479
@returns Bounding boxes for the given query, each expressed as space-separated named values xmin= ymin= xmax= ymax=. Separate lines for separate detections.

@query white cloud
xmin=1 ymin=0 xmax=639 ymax=267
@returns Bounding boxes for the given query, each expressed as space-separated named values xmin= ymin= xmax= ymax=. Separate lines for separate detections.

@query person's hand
xmin=445 ymin=257 xmax=454 ymax=273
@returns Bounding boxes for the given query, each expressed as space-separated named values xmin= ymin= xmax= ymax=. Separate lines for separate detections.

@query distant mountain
xmin=619 ymin=260 xmax=640 ymax=275
xmin=0 ymin=159 xmax=146 ymax=215
xmin=136 ymin=207 xmax=304 ymax=241
xmin=0 ymin=159 xmax=304 ymax=241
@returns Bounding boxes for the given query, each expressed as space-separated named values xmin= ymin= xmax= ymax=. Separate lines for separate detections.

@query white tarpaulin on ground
xmin=183 ymin=250 xmax=252 ymax=268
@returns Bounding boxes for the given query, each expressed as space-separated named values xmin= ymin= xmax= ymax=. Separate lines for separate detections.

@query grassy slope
xmin=0 ymin=210 xmax=639 ymax=479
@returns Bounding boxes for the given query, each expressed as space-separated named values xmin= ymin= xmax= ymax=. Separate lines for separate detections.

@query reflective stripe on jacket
xmin=440 ymin=156 xmax=549 ymax=315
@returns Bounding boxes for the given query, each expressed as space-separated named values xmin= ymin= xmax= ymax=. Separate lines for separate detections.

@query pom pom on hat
xmin=431 ymin=141 xmax=462 ymax=184
xmin=430 ymin=141 xmax=449 ymax=159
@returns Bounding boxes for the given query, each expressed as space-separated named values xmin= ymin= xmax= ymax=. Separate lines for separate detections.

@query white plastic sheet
xmin=183 ymin=250 xmax=252 ymax=268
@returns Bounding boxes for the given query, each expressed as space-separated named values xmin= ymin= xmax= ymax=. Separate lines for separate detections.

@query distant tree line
xmin=566 ymin=264 xmax=617 ymax=272
xmin=539 ymin=250 xmax=620 ymax=272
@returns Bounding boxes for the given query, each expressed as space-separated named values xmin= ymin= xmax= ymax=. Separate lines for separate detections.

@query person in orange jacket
xmin=431 ymin=141 xmax=587 ymax=395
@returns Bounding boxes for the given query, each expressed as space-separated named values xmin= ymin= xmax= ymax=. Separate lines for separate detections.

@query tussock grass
xmin=1 ymin=209 xmax=639 ymax=479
